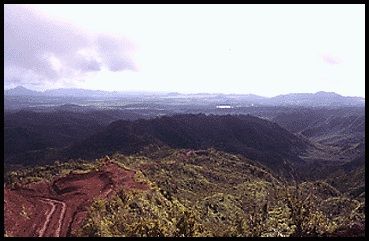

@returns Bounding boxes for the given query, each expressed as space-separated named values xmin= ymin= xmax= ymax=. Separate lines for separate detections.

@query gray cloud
xmin=97 ymin=34 xmax=137 ymax=72
xmin=79 ymin=59 xmax=102 ymax=72
xmin=4 ymin=5 xmax=136 ymax=87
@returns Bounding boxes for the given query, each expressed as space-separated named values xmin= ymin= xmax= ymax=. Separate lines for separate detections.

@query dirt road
xmin=4 ymin=162 xmax=148 ymax=237
xmin=38 ymin=198 xmax=67 ymax=237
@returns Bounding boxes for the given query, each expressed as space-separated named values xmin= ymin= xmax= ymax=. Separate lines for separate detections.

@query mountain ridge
xmin=64 ymin=114 xmax=309 ymax=175
xmin=5 ymin=86 xmax=364 ymax=107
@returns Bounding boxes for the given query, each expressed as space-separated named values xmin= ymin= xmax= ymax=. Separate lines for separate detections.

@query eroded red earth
xmin=4 ymin=162 xmax=148 ymax=237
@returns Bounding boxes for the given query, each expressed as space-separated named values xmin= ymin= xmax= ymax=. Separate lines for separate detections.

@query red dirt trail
xmin=4 ymin=162 xmax=148 ymax=237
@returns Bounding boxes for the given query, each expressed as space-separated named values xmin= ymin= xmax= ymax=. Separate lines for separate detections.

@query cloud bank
xmin=4 ymin=5 xmax=137 ymax=88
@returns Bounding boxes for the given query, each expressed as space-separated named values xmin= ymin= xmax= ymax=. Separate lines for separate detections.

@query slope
xmin=5 ymin=149 xmax=364 ymax=237
xmin=65 ymin=114 xmax=309 ymax=172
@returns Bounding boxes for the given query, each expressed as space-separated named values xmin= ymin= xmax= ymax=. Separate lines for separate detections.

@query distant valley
xmin=4 ymin=86 xmax=365 ymax=111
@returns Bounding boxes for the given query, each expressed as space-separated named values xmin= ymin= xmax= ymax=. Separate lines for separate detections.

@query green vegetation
xmin=5 ymin=159 xmax=101 ymax=187
xmin=79 ymin=187 xmax=204 ymax=237
xmin=76 ymin=149 xmax=364 ymax=237
xmin=4 ymin=148 xmax=364 ymax=237
xmin=326 ymin=166 xmax=365 ymax=201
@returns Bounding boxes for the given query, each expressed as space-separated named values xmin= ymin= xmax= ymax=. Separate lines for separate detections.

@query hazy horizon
xmin=4 ymin=4 xmax=365 ymax=98
xmin=5 ymin=85 xmax=366 ymax=98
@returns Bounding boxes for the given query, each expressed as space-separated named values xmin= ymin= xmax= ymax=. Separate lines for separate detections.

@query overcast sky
xmin=4 ymin=4 xmax=365 ymax=97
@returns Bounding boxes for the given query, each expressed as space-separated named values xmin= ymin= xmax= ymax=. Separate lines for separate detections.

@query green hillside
xmin=6 ymin=148 xmax=364 ymax=237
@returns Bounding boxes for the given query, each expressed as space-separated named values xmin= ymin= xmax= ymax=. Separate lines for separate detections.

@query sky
xmin=4 ymin=4 xmax=365 ymax=97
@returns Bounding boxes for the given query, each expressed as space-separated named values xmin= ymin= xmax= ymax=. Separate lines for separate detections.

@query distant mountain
xmin=4 ymin=86 xmax=42 ymax=96
xmin=4 ymin=86 xmax=364 ymax=107
xmin=4 ymin=86 xmax=117 ymax=97
xmin=267 ymin=91 xmax=364 ymax=106
xmin=43 ymin=88 xmax=118 ymax=97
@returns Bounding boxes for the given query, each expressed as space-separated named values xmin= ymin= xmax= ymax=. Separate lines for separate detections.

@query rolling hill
xmin=4 ymin=110 xmax=144 ymax=166
xmin=64 ymin=114 xmax=309 ymax=175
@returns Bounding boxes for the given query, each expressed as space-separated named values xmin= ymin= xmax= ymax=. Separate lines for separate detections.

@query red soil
xmin=4 ymin=162 xmax=148 ymax=237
